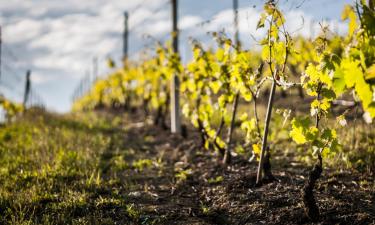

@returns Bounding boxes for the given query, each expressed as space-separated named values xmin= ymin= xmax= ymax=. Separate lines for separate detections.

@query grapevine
xmin=69 ymin=1 xmax=375 ymax=222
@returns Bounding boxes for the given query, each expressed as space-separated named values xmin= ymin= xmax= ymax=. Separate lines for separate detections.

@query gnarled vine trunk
xmin=303 ymin=84 xmax=323 ymax=222
xmin=302 ymin=154 xmax=322 ymax=222
xmin=262 ymin=147 xmax=275 ymax=182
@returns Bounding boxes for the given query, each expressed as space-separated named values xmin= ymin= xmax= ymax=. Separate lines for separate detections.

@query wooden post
xmin=93 ymin=57 xmax=98 ymax=81
xmin=85 ymin=70 xmax=91 ymax=93
xmin=170 ymin=0 xmax=181 ymax=134
xmin=123 ymin=11 xmax=129 ymax=67
xmin=222 ymin=0 xmax=241 ymax=164
xmin=233 ymin=0 xmax=240 ymax=47
xmin=223 ymin=92 xmax=239 ymax=164
xmin=79 ymin=78 xmax=84 ymax=98
xmin=0 ymin=26 xmax=2 ymax=83
xmin=23 ymin=70 xmax=31 ymax=108
xmin=256 ymin=78 xmax=277 ymax=184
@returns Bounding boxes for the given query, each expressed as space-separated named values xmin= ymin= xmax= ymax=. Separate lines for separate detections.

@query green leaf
xmin=261 ymin=45 xmax=270 ymax=62
xmin=341 ymin=5 xmax=358 ymax=37
xmin=290 ymin=127 xmax=307 ymax=144
xmin=305 ymin=63 xmax=320 ymax=82
xmin=204 ymin=140 xmax=210 ymax=150
xmin=216 ymin=138 xmax=226 ymax=149
xmin=210 ymin=81 xmax=221 ymax=94
xmin=274 ymin=41 xmax=286 ymax=65
xmin=257 ymin=13 xmax=267 ymax=29
xmin=306 ymin=127 xmax=319 ymax=140
xmin=290 ymin=117 xmax=311 ymax=144
xmin=216 ymin=48 xmax=225 ymax=61
xmin=242 ymin=91 xmax=252 ymax=101
xmin=218 ymin=95 xmax=227 ymax=109
xmin=182 ymin=103 xmax=190 ymax=116
xmin=341 ymin=58 xmax=362 ymax=88
xmin=355 ymin=74 xmax=373 ymax=108
xmin=321 ymin=128 xmax=337 ymax=141
xmin=332 ymin=66 xmax=346 ymax=96
xmin=239 ymin=112 xmax=248 ymax=121
xmin=321 ymin=88 xmax=336 ymax=100
xmin=252 ymin=143 xmax=261 ymax=160
xmin=365 ymin=64 xmax=375 ymax=81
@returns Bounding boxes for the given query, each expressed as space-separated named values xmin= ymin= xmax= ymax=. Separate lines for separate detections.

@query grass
xmin=0 ymin=109 xmax=150 ymax=224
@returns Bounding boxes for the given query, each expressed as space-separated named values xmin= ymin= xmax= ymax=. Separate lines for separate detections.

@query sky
xmin=0 ymin=0 xmax=353 ymax=113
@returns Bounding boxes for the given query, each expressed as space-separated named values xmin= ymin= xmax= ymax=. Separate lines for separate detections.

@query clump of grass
xmin=132 ymin=159 xmax=153 ymax=171
xmin=125 ymin=203 xmax=141 ymax=220
xmin=175 ymin=168 xmax=192 ymax=182
xmin=208 ymin=176 xmax=224 ymax=184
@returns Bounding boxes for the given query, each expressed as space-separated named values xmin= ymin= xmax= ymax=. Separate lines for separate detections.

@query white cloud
xmin=31 ymin=72 xmax=54 ymax=84
xmin=6 ymin=19 xmax=47 ymax=44
xmin=180 ymin=15 xmax=202 ymax=30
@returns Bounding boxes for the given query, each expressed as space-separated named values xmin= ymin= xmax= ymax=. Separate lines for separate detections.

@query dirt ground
xmin=1 ymin=100 xmax=373 ymax=224
xmin=103 ymin=112 xmax=374 ymax=225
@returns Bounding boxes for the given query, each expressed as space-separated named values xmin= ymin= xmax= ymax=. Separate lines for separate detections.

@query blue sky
xmin=0 ymin=0 xmax=353 ymax=112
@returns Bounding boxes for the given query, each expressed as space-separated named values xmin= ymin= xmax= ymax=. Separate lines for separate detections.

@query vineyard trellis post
xmin=0 ymin=26 xmax=2 ymax=83
xmin=223 ymin=0 xmax=241 ymax=164
xmin=256 ymin=75 xmax=277 ymax=184
xmin=233 ymin=0 xmax=239 ymax=47
xmin=93 ymin=57 xmax=98 ymax=81
xmin=123 ymin=11 xmax=129 ymax=67
xmin=23 ymin=70 xmax=31 ymax=108
xmin=170 ymin=0 xmax=181 ymax=134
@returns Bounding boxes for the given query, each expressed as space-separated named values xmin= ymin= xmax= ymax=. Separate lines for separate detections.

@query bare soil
xmin=102 ymin=112 xmax=374 ymax=225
